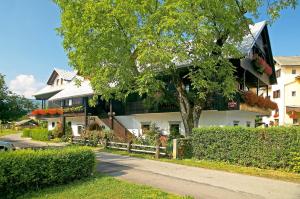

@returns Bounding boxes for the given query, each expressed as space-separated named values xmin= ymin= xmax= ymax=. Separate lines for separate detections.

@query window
xmin=293 ymin=119 xmax=298 ymax=125
xmin=292 ymin=91 xmax=296 ymax=97
xmin=61 ymin=78 xmax=63 ymax=85
xmin=169 ymin=122 xmax=180 ymax=135
xmin=56 ymin=79 xmax=59 ymax=85
xmin=275 ymin=69 xmax=281 ymax=78
xmin=78 ymin=125 xmax=83 ymax=134
xmin=68 ymin=99 xmax=72 ymax=106
xmin=73 ymin=98 xmax=83 ymax=105
xmin=275 ymin=119 xmax=279 ymax=126
xmin=233 ymin=121 xmax=239 ymax=126
xmin=246 ymin=121 xmax=251 ymax=127
xmin=51 ymin=122 xmax=55 ymax=128
xmin=141 ymin=122 xmax=150 ymax=133
xmin=292 ymin=69 xmax=297 ymax=74
xmin=67 ymin=121 xmax=72 ymax=127
xmin=273 ymin=90 xmax=280 ymax=98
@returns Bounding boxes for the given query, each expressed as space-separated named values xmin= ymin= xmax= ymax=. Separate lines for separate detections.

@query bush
xmin=52 ymin=123 xmax=64 ymax=138
xmin=0 ymin=147 xmax=95 ymax=198
xmin=30 ymin=128 xmax=52 ymax=141
xmin=80 ymin=130 xmax=103 ymax=146
xmin=192 ymin=127 xmax=300 ymax=172
xmin=22 ymin=128 xmax=51 ymax=141
xmin=22 ymin=128 xmax=31 ymax=137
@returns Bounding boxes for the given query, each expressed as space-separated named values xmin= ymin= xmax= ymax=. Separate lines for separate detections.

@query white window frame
xmin=233 ymin=121 xmax=239 ymax=126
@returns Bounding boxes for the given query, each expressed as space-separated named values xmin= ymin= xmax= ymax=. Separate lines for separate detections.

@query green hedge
xmin=22 ymin=128 xmax=31 ymax=137
xmin=22 ymin=128 xmax=51 ymax=141
xmin=192 ymin=127 xmax=300 ymax=172
xmin=0 ymin=147 xmax=95 ymax=198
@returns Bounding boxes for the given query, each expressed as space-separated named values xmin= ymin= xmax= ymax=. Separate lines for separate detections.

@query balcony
xmin=205 ymin=91 xmax=277 ymax=115
xmin=124 ymin=101 xmax=179 ymax=115
xmin=31 ymin=105 xmax=85 ymax=118
xmin=31 ymin=108 xmax=63 ymax=119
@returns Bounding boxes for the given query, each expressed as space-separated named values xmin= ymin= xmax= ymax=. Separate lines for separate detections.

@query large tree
xmin=55 ymin=0 xmax=297 ymax=136
xmin=0 ymin=73 xmax=37 ymax=122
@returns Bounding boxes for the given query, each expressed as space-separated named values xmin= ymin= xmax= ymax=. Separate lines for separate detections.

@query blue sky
xmin=0 ymin=0 xmax=299 ymax=98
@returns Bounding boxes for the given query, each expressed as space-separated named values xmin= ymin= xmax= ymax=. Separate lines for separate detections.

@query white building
xmin=33 ymin=21 xmax=278 ymax=138
xmin=263 ymin=56 xmax=300 ymax=126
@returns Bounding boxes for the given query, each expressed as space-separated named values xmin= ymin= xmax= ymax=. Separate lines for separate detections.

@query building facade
xmin=32 ymin=21 xmax=278 ymax=138
xmin=263 ymin=56 xmax=300 ymax=126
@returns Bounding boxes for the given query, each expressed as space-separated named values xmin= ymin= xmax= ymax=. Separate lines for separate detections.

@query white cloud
xmin=9 ymin=74 xmax=44 ymax=99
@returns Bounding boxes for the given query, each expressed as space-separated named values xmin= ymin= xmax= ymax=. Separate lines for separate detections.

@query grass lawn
xmin=0 ymin=129 xmax=19 ymax=137
xmin=101 ymin=148 xmax=300 ymax=184
xmin=18 ymin=174 xmax=189 ymax=199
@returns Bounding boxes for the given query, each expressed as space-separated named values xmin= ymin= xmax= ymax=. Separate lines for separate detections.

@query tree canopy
xmin=0 ymin=73 xmax=37 ymax=122
xmin=55 ymin=0 xmax=297 ymax=135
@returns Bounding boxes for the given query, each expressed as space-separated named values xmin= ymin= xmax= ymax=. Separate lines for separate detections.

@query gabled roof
xmin=238 ymin=21 xmax=267 ymax=55
xmin=274 ymin=56 xmax=300 ymax=66
xmin=33 ymin=84 xmax=65 ymax=98
xmin=48 ymin=77 xmax=93 ymax=101
xmin=47 ymin=68 xmax=77 ymax=85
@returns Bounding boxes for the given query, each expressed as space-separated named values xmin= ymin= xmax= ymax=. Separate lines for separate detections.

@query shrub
xmin=52 ymin=122 xmax=64 ymax=138
xmin=22 ymin=128 xmax=31 ymax=137
xmin=80 ymin=130 xmax=103 ymax=146
xmin=22 ymin=128 xmax=52 ymax=141
xmin=30 ymin=128 xmax=52 ymax=141
xmin=0 ymin=147 xmax=95 ymax=198
xmin=192 ymin=127 xmax=300 ymax=172
xmin=61 ymin=125 xmax=73 ymax=142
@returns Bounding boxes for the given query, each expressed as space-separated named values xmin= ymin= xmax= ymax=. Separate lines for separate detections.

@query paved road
xmin=0 ymin=133 xmax=67 ymax=148
xmin=96 ymin=152 xmax=300 ymax=199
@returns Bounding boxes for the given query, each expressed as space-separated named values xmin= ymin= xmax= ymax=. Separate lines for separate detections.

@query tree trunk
xmin=175 ymin=80 xmax=202 ymax=137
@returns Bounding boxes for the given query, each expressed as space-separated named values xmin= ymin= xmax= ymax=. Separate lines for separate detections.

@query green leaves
xmin=0 ymin=73 xmax=37 ymax=122
xmin=192 ymin=126 xmax=300 ymax=172
xmin=0 ymin=147 xmax=95 ymax=198
xmin=54 ymin=0 xmax=296 ymax=133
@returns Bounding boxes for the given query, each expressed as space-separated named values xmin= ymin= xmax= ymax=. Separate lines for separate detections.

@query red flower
xmin=31 ymin=109 xmax=39 ymax=115
xmin=253 ymin=54 xmax=273 ymax=76
xmin=38 ymin=109 xmax=47 ymax=115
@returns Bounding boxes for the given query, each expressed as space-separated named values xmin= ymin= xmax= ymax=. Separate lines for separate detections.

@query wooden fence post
xmin=127 ymin=141 xmax=132 ymax=153
xmin=155 ymin=143 xmax=161 ymax=159
xmin=173 ymin=139 xmax=178 ymax=159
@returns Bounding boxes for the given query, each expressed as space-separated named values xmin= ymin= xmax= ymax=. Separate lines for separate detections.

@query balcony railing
xmin=125 ymin=101 xmax=179 ymax=115
xmin=205 ymin=91 xmax=277 ymax=115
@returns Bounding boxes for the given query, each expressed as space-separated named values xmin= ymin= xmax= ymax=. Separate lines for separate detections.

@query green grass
xmin=18 ymin=174 xmax=189 ymax=199
xmin=101 ymin=148 xmax=300 ymax=184
xmin=0 ymin=129 xmax=19 ymax=137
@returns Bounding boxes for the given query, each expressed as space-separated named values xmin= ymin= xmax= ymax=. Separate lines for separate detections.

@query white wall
xmin=115 ymin=112 xmax=184 ymax=137
xmin=66 ymin=117 xmax=85 ymax=137
xmin=199 ymin=110 xmax=256 ymax=127
xmin=116 ymin=110 xmax=257 ymax=136
xmin=47 ymin=118 xmax=60 ymax=131
xmin=46 ymin=117 xmax=85 ymax=137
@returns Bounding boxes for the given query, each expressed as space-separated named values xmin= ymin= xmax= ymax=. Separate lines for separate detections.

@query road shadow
xmin=97 ymin=161 xmax=132 ymax=177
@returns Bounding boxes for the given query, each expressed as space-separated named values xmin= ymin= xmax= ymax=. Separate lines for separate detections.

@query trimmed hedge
xmin=0 ymin=147 xmax=95 ymax=198
xmin=22 ymin=128 xmax=51 ymax=141
xmin=192 ymin=127 xmax=300 ymax=172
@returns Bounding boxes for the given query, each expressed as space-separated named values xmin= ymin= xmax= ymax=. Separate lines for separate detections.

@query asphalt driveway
xmin=96 ymin=152 xmax=300 ymax=199
xmin=0 ymin=133 xmax=67 ymax=148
